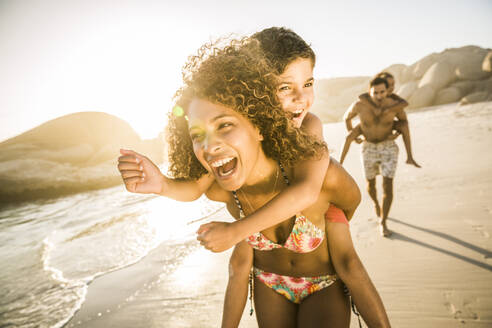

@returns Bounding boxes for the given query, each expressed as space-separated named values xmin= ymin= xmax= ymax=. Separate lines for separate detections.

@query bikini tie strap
xmin=249 ymin=270 xmax=254 ymax=315
xmin=231 ymin=190 xmax=245 ymax=219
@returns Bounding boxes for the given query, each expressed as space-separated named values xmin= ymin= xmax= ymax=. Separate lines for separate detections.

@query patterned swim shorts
xmin=361 ymin=140 xmax=399 ymax=180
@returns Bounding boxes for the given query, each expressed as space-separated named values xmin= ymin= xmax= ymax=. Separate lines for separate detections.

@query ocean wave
xmin=41 ymin=238 xmax=89 ymax=328
xmin=65 ymin=212 xmax=141 ymax=242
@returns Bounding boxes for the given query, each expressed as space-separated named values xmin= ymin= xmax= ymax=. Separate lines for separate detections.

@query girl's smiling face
xmin=187 ymin=98 xmax=266 ymax=191
xmin=276 ymin=58 xmax=315 ymax=128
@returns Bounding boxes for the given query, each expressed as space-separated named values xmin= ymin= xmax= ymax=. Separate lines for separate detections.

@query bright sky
xmin=0 ymin=0 xmax=491 ymax=141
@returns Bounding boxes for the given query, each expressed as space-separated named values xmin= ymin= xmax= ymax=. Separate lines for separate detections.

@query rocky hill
xmin=0 ymin=112 xmax=164 ymax=203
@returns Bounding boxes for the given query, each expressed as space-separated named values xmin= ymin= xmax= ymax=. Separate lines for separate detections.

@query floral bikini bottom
xmin=253 ymin=267 xmax=338 ymax=304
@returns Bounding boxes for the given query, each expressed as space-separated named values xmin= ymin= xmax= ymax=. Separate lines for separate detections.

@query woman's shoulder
xmin=321 ymin=157 xmax=361 ymax=214
xmin=323 ymin=157 xmax=343 ymax=185
xmin=322 ymin=157 xmax=355 ymax=194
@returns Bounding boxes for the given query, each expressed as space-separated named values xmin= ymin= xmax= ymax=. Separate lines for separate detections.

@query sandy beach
xmin=65 ymin=101 xmax=492 ymax=328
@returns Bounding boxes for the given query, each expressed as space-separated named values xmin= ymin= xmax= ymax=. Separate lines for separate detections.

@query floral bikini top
xmin=232 ymin=165 xmax=325 ymax=253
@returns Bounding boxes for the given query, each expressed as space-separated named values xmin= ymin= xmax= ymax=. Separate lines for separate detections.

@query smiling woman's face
xmin=187 ymin=98 xmax=264 ymax=191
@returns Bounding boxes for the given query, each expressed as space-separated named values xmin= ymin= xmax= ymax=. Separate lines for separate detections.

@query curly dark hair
xmin=252 ymin=27 xmax=316 ymax=74
xmin=166 ymin=37 xmax=326 ymax=180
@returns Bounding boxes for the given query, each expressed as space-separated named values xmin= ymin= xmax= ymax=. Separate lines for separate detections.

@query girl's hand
xmin=196 ymin=221 xmax=241 ymax=253
xmin=117 ymin=149 xmax=164 ymax=194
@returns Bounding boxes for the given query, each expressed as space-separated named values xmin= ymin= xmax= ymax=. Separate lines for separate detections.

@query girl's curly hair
xmin=167 ymin=37 xmax=326 ymax=180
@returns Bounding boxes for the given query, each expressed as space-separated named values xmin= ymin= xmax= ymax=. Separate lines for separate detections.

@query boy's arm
xmin=221 ymin=241 xmax=253 ymax=328
xmin=385 ymin=95 xmax=408 ymax=112
xmin=361 ymin=93 xmax=407 ymax=112
xmin=118 ymin=149 xmax=214 ymax=201
xmin=390 ymin=93 xmax=408 ymax=105
xmin=197 ymin=114 xmax=330 ymax=252
xmin=359 ymin=92 xmax=378 ymax=108
xmin=326 ymin=222 xmax=391 ymax=327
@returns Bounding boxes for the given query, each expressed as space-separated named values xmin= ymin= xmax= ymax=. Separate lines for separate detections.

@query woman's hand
xmin=117 ymin=149 xmax=164 ymax=194
xmin=196 ymin=221 xmax=242 ymax=253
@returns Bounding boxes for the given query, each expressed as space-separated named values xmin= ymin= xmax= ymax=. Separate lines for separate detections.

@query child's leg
xmin=392 ymin=121 xmax=421 ymax=168
xmin=339 ymin=125 xmax=362 ymax=165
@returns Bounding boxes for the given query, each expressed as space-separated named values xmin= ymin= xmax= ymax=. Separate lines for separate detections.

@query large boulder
xmin=435 ymin=87 xmax=462 ymax=105
xmin=400 ymin=65 xmax=415 ymax=84
xmin=472 ymin=76 xmax=492 ymax=93
xmin=418 ymin=61 xmax=456 ymax=90
xmin=314 ymin=77 xmax=370 ymax=97
xmin=439 ymin=46 xmax=482 ymax=69
xmin=483 ymin=51 xmax=492 ymax=72
xmin=440 ymin=49 xmax=466 ymax=70
xmin=455 ymin=49 xmax=491 ymax=80
xmin=449 ymin=80 xmax=477 ymax=96
xmin=396 ymin=81 xmax=418 ymax=99
xmin=412 ymin=53 xmax=438 ymax=78
xmin=381 ymin=63 xmax=407 ymax=83
xmin=312 ymin=77 xmax=370 ymax=121
xmin=460 ymin=91 xmax=489 ymax=105
xmin=408 ymin=85 xmax=436 ymax=109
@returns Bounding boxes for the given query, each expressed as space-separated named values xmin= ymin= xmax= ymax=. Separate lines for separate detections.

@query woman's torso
xmin=222 ymin=167 xmax=336 ymax=277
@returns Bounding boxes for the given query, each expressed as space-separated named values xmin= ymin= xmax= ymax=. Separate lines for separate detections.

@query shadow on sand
xmin=387 ymin=217 xmax=492 ymax=272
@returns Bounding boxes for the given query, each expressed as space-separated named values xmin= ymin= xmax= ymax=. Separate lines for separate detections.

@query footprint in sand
xmin=472 ymin=223 xmax=490 ymax=239
xmin=352 ymin=219 xmax=379 ymax=245
xmin=444 ymin=291 xmax=479 ymax=323
xmin=464 ymin=220 xmax=492 ymax=258
xmin=464 ymin=219 xmax=490 ymax=238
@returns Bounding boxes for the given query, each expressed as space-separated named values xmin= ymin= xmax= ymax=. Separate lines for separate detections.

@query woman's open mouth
xmin=210 ymin=157 xmax=238 ymax=178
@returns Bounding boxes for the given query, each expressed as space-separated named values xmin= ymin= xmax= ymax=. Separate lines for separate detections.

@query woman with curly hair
xmin=120 ymin=27 xmax=346 ymax=254
xmin=118 ymin=37 xmax=390 ymax=327
xmin=196 ymin=26 xmax=336 ymax=253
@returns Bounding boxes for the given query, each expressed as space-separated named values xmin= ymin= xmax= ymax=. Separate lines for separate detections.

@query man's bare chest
xmin=359 ymin=107 xmax=396 ymax=126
